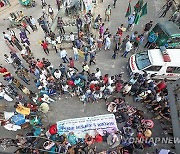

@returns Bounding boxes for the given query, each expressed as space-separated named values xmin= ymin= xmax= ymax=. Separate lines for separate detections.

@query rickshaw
xmin=149 ymin=21 xmax=180 ymax=48
xmin=19 ymin=0 xmax=36 ymax=7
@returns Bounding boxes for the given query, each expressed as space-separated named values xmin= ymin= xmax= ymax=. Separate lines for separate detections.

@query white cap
xmin=147 ymin=90 xmax=152 ymax=94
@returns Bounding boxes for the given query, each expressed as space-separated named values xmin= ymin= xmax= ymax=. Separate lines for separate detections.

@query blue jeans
xmin=122 ymin=51 xmax=129 ymax=58
xmin=74 ymin=54 xmax=78 ymax=61
xmin=62 ymin=56 xmax=69 ymax=63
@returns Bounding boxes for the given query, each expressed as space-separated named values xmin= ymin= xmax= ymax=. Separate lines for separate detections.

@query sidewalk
xmin=0 ymin=0 xmax=19 ymax=13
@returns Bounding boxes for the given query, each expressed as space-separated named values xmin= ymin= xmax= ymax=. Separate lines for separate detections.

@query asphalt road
xmin=0 ymin=0 xmax=176 ymax=153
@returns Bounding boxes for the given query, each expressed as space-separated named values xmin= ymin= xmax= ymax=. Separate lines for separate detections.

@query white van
xmin=128 ymin=48 xmax=180 ymax=80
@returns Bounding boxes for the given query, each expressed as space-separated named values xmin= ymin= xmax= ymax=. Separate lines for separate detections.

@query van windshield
xmin=135 ymin=51 xmax=151 ymax=70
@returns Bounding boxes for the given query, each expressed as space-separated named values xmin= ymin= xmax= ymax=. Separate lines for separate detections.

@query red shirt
xmin=94 ymin=134 xmax=103 ymax=143
xmin=36 ymin=61 xmax=44 ymax=69
xmin=69 ymin=59 xmax=74 ymax=68
xmin=0 ymin=67 xmax=11 ymax=77
xmin=27 ymin=103 xmax=38 ymax=112
xmin=49 ymin=124 xmax=57 ymax=135
xmin=103 ymin=76 xmax=108 ymax=85
xmin=90 ymin=84 xmax=95 ymax=91
xmin=67 ymin=80 xmax=74 ymax=86
xmin=95 ymin=86 xmax=100 ymax=91
xmin=157 ymin=81 xmax=167 ymax=93
xmin=41 ymin=42 xmax=48 ymax=49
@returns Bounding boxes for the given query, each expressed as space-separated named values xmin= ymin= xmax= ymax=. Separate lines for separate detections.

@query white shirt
xmin=40 ymin=73 xmax=46 ymax=80
xmin=95 ymin=70 xmax=101 ymax=79
xmin=108 ymin=78 xmax=114 ymax=85
xmin=107 ymin=85 xmax=115 ymax=93
xmin=48 ymin=7 xmax=53 ymax=13
xmin=60 ymin=50 xmax=67 ymax=58
xmin=73 ymin=47 xmax=78 ymax=55
xmin=62 ymin=85 xmax=69 ymax=92
xmin=4 ymin=123 xmax=21 ymax=131
xmin=30 ymin=18 xmax=36 ymax=25
xmin=9 ymin=30 xmax=15 ymax=36
xmin=125 ymin=41 xmax=132 ymax=51
xmin=5 ymin=57 xmax=13 ymax=64
xmin=70 ymin=34 xmax=75 ymax=41
xmin=90 ymin=80 xmax=99 ymax=85
xmin=54 ymin=71 xmax=61 ymax=79
xmin=42 ymin=69 xmax=48 ymax=76
xmin=21 ymin=49 xmax=28 ymax=55
xmin=105 ymin=37 xmax=111 ymax=44
xmin=159 ymin=149 xmax=170 ymax=154
xmin=4 ymin=33 xmax=11 ymax=40
xmin=42 ymin=94 xmax=50 ymax=102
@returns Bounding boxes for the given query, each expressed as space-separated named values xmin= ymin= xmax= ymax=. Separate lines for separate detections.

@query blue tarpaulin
xmin=11 ymin=114 xmax=26 ymax=125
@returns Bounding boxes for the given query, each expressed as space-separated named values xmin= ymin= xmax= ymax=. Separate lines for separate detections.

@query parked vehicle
xmin=128 ymin=47 xmax=180 ymax=80
xmin=149 ymin=21 xmax=180 ymax=48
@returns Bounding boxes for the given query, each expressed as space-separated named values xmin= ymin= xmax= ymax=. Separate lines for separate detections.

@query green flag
xmin=140 ymin=2 xmax=147 ymax=17
xmin=125 ymin=2 xmax=131 ymax=17
xmin=134 ymin=13 xmax=140 ymax=24
xmin=134 ymin=0 xmax=144 ymax=13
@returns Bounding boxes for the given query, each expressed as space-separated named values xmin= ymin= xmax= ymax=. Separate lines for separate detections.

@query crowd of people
xmin=0 ymin=0 xmax=177 ymax=153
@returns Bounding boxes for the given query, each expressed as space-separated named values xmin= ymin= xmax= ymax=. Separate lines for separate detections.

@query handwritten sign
xmin=57 ymin=114 xmax=118 ymax=138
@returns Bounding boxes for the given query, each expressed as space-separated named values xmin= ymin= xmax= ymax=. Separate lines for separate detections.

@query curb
xmin=0 ymin=2 xmax=19 ymax=13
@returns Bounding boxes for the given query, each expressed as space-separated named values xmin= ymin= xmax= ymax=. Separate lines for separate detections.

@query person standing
xmin=112 ymin=43 xmax=120 ymax=59
xmin=68 ymin=57 xmax=78 ymax=71
xmin=25 ymin=16 xmax=35 ymax=32
xmin=97 ymin=36 xmax=103 ymax=51
xmin=84 ymin=14 xmax=91 ymax=34
xmin=99 ymin=23 xmax=105 ymax=37
xmin=41 ymin=40 xmax=49 ymax=55
xmin=159 ymin=0 xmax=173 ymax=18
xmin=89 ymin=51 xmax=96 ymax=66
xmin=126 ymin=13 xmax=135 ymax=31
xmin=113 ymin=0 xmax=117 ymax=8
xmin=144 ymin=32 xmax=158 ymax=49
xmin=56 ymin=0 xmax=61 ymax=11
xmin=105 ymin=5 xmax=111 ymax=21
xmin=3 ymin=32 xmax=13 ymax=46
xmin=21 ymin=20 xmax=31 ymax=34
xmin=143 ymin=21 xmax=153 ymax=35
xmin=82 ymin=62 xmax=90 ymax=75
xmin=30 ymin=16 xmax=38 ymax=30
xmin=83 ymin=45 xmax=89 ymax=62
xmin=76 ymin=15 xmax=83 ymax=33
xmin=48 ymin=5 xmax=54 ymax=20
xmin=38 ymin=17 xmax=49 ymax=33
xmin=59 ymin=63 xmax=67 ymax=78
xmin=104 ymin=34 xmax=111 ymax=50
xmin=4 ymin=54 xmax=16 ymax=68
xmin=122 ymin=40 xmax=133 ymax=58
xmin=57 ymin=17 xmax=65 ymax=35
xmin=133 ymin=35 xmax=140 ymax=53
xmin=73 ymin=45 xmax=78 ymax=61
xmin=113 ymin=32 xmax=121 ymax=46
xmin=3 ymin=0 xmax=11 ymax=6
xmin=41 ymin=0 xmax=47 ymax=8
xmin=59 ymin=48 xmax=69 ymax=63
xmin=11 ymin=35 xmax=22 ymax=51
xmin=7 ymin=28 xmax=19 ymax=42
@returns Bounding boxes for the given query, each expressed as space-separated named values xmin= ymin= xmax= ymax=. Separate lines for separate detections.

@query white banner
xmin=57 ymin=114 xmax=118 ymax=138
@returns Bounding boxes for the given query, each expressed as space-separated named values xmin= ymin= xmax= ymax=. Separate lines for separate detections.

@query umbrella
xmin=141 ymin=119 xmax=154 ymax=128
xmin=144 ymin=129 xmax=152 ymax=138
xmin=40 ymin=103 xmax=49 ymax=113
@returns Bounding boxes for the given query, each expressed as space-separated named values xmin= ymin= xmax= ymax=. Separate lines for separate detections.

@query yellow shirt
xmin=16 ymin=104 xmax=30 ymax=116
